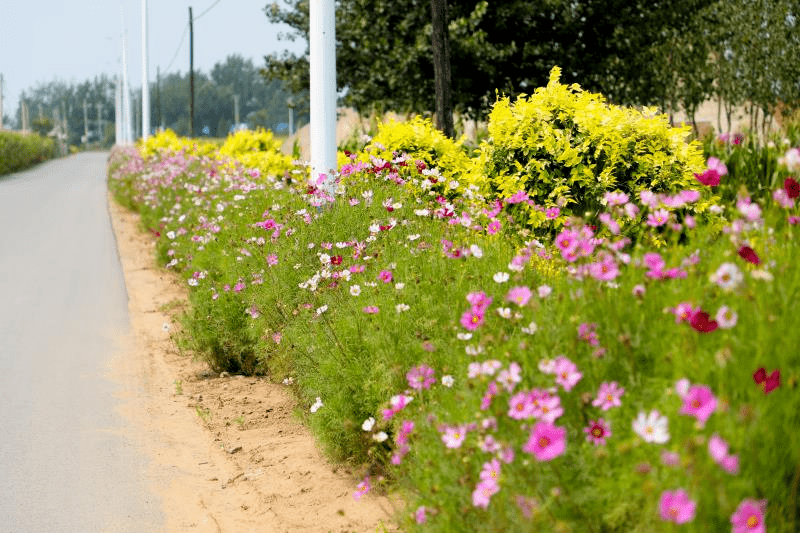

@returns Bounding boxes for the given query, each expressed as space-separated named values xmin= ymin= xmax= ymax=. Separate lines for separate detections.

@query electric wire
xmin=194 ymin=0 xmax=222 ymax=21
xmin=163 ymin=24 xmax=190 ymax=74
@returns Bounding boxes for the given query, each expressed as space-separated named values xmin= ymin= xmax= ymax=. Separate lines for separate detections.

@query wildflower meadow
xmin=109 ymin=71 xmax=800 ymax=532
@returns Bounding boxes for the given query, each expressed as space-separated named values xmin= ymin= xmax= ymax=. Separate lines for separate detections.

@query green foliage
xmin=0 ymin=130 xmax=57 ymax=176
xmin=467 ymin=68 xmax=706 ymax=226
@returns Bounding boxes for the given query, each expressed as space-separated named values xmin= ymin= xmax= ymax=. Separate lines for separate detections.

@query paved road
xmin=0 ymin=153 xmax=163 ymax=532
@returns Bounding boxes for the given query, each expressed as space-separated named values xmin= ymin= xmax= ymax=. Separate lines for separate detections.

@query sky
xmin=0 ymin=0 xmax=306 ymax=123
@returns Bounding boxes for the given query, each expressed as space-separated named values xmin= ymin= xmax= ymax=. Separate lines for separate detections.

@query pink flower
xmin=508 ymin=391 xmax=536 ymax=420
xmin=266 ymin=253 xmax=278 ymax=266
xmin=679 ymin=384 xmax=717 ymax=425
xmin=584 ymin=418 xmax=611 ymax=445
xmin=643 ymin=252 xmax=665 ymax=272
xmin=588 ymin=257 xmax=619 ymax=281
xmin=604 ymin=191 xmax=629 ymax=206
xmin=522 ymin=422 xmax=567 ymax=461
xmin=460 ymin=308 xmax=485 ymax=331
xmin=378 ymin=270 xmax=393 ymax=283
xmin=661 ymin=450 xmax=681 ymax=467
xmin=480 ymin=459 xmax=501 ymax=483
xmin=673 ymin=302 xmax=697 ymax=324
xmin=406 ymin=365 xmax=436 ymax=390
xmin=553 ymin=356 xmax=582 ymax=391
xmin=472 ymin=479 xmax=500 ymax=509
xmin=646 ymin=209 xmax=670 ymax=227
xmin=532 ymin=394 xmax=563 ymax=423
xmin=708 ymin=433 xmax=740 ymax=474
xmin=715 ymin=306 xmax=738 ymax=329
xmin=362 ymin=305 xmax=380 ymax=314
xmin=506 ymin=286 xmax=532 ymax=306
xmin=659 ymin=489 xmax=696 ymax=524
xmin=353 ymin=477 xmax=371 ymax=501
xmin=730 ymin=499 xmax=767 ymax=533
xmin=414 ymin=506 xmax=427 ymax=524
xmin=466 ymin=291 xmax=493 ymax=312
xmin=505 ymin=190 xmax=529 ymax=204
xmin=555 ymin=230 xmax=579 ymax=255
xmin=486 ymin=220 xmax=502 ymax=235
xmin=592 ymin=381 xmax=625 ymax=411
xmin=598 ymin=212 xmax=621 ymax=234
xmin=441 ymin=425 xmax=468 ymax=448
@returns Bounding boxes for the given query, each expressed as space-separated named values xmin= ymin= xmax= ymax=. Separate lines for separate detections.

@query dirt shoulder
xmin=106 ymin=191 xmax=397 ymax=533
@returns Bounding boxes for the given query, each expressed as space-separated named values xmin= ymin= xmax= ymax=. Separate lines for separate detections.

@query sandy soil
xmin=106 ymin=192 xmax=398 ymax=533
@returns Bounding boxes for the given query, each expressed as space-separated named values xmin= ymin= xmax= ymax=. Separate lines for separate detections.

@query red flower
xmin=784 ymin=177 xmax=800 ymax=199
xmin=689 ymin=310 xmax=718 ymax=333
xmin=737 ymin=246 xmax=761 ymax=265
xmin=753 ymin=367 xmax=780 ymax=394
xmin=330 ymin=255 xmax=343 ymax=266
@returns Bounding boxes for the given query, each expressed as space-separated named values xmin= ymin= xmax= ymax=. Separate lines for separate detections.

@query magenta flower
xmin=522 ymin=422 xmax=567 ymax=461
xmin=592 ymin=381 xmax=625 ymax=411
xmin=588 ymin=257 xmax=619 ymax=281
xmin=679 ymin=384 xmax=717 ymax=425
xmin=266 ymin=253 xmax=278 ymax=266
xmin=505 ymin=190 xmax=529 ymax=204
xmin=659 ymin=489 xmax=696 ymax=524
xmin=460 ymin=308 xmax=485 ymax=331
xmin=486 ymin=220 xmax=501 ymax=235
xmin=584 ymin=418 xmax=611 ymax=445
xmin=553 ymin=356 xmax=582 ymax=391
xmin=646 ymin=209 xmax=670 ymax=227
xmin=466 ymin=291 xmax=493 ymax=312
xmin=532 ymin=394 xmax=563 ymax=423
xmin=555 ymin=229 xmax=579 ymax=255
xmin=414 ymin=506 xmax=427 ymax=524
xmin=731 ymin=499 xmax=767 ymax=533
xmin=406 ymin=365 xmax=436 ymax=390
xmin=362 ymin=305 xmax=380 ymax=314
xmin=506 ymin=286 xmax=533 ymax=306
xmin=378 ymin=270 xmax=393 ymax=283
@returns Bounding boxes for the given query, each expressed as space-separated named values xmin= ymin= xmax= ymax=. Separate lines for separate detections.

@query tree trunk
xmin=430 ymin=0 xmax=454 ymax=139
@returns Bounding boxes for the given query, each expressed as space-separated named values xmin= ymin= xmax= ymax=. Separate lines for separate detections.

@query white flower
xmin=508 ymin=262 xmax=524 ymax=272
xmin=368 ymin=223 xmax=380 ymax=233
xmin=709 ymin=204 xmax=724 ymax=214
xmin=408 ymin=234 xmax=420 ymax=241
xmin=188 ymin=278 xmax=199 ymax=286
xmin=521 ymin=321 xmax=538 ymax=335
xmin=373 ymin=431 xmax=388 ymax=442
xmin=675 ymin=378 xmax=690 ymax=398
xmin=750 ymin=269 xmax=773 ymax=282
xmin=715 ymin=306 xmax=738 ymax=329
xmin=310 ymin=397 xmax=324 ymax=413
xmin=319 ymin=253 xmax=331 ymax=265
xmin=395 ymin=282 xmax=405 ymax=290
xmin=307 ymin=242 xmax=315 ymax=249
xmin=456 ymin=332 xmax=472 ymax=341
xmin=361 ymin=417 xmax=376 ymax=431
xmin=469 ymin=244 xmax=483 ymax=258
xmin=316 ymin=305 xmax=328 ymax=315
xmin=710 ymin=262 xmax=743 ymax=291
xmin=465 ymin=344 xmax=484 ymax=356
xmin=395 ymin=303 xmax=410 ymax=313
xmin=162 ymin=323 xmax=170 ymax=332
xmin=493 ymin=272 xmax=510 ymax=283
xmin=537 ymin=285 xmax=552 ymax=298
xmin=441 ymin=375 xmax=455 ymax=388
xmin=538 ymin=358 xmax=556 ymax=374
xmin=350 ymin=285 xmax=361 ymax=296
xmin=632 ymin=410 xmax=670 ymax=444
xmin=282 ymin=377 xmax=294 ymax=385
xmin=496 ymin=307 xmax=512 ymax=318
xmin=166 ymin=231 xmax=176 ymax=240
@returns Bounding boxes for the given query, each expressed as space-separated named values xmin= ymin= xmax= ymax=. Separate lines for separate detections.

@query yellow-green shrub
xmin=366 ymin=116 xmax=473 ymax=182
xmin=0 ymin=131 xmax=57 ymax=175
xmin=466 ymin=67 xmax=705 ymax=226
xmin=219 ymin=129 xmax=294 ymax=178
xmin=139 ymin=129 xmax=217 ymax=159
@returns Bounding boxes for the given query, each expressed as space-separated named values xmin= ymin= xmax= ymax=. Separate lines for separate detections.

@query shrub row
xmin=0 ymin=131 xmax=57 ymax=176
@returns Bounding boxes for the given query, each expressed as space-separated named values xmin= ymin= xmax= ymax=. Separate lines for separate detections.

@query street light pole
xmin=142 ymin=0 xmax=150 ymax=140
xmin=310 ymin=0 xmax=337 ymax=192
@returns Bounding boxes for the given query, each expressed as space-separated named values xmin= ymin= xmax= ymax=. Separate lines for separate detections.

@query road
xmin=0 ymin=153 xmax=163 ymax=532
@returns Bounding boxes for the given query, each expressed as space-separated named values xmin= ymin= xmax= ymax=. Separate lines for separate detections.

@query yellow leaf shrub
xmin=218 ymin=129 xmax=295 ymax=178
xmin=466 ymin=67 xmax=706 ymax=226
xmin=139 ymin=129 xmax=217 ymax=159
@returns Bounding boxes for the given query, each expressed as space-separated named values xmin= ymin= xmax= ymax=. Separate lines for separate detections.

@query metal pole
xmin=121 ymin=8 xmax=133 ymax=145
xmin=97 ymin=103 xmax=103 ymax=144
xmin=0 ymin=73 xmax=4 ymax=130
xmin=189 ymin=6 xmax=194 ymax=137
xmin=83 ymin=100 xmax=89 ymax=136
xmin=142 ymin=0 xmax=150 ymax=140
xmin=156 ymin=66 xmax=161 ymax=131
xmin=234 ymin=94 xmax=240 ymax=125
xmin=310 ymin=0 xmax=337 ymax=191
xmin=115 ymin=77 xmax=121 ymax=144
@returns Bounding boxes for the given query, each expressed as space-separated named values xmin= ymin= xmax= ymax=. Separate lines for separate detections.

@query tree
xmin=430 ymin=0 xmax=454 ymax=138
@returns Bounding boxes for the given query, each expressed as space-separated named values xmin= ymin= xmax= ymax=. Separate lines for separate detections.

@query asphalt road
xmin=0 ymin=153 xmax=163 ymax=532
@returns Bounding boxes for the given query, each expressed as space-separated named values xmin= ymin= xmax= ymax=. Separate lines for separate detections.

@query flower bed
xmin=109 ymin=103 xmax=800 ymax=531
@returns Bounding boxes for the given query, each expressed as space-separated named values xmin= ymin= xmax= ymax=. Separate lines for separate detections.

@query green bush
xmin=466 ymin=67 xmax=706 ymax=228
xmin=0 ymin=131 xmax=57 ymax=176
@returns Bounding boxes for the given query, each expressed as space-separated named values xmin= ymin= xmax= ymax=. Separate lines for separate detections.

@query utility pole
xmin=288 ymin=96 xmax=295 ymax=135
xmin=121 ymin=6 xmax=133 ymax=145
xmin=156 ymin=66 xmax=161 ymax=131
xmin=0 ymin=73 xmax=4 ymax=130
xmin=97 ymin=103 xmax=103 ymax=144
xmin=310 ymin=0 xmax=337 ymax=192
xmin=430 ymin=0 xmax=454 ymax=138
xmin=83 ymin=100 xmax=89 ymax=137
xmin=39 ymin=104 xmax=44 ymax=121
xmin=141 ymin=0 xmax=150 ymax=139
xmin=234 ymin=94 xmax=240 ymax=125
xmin=189 ymin=6 xmax=194 ymax=137
xmin=115 ymin=77 xmax=121 ymax=144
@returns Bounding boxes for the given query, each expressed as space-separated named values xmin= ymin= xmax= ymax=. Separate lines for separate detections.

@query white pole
xmin=122 ymin=28 xmax=133 ymax=144
xmin=141 ymin=0 xmax=150 ymax=140
xmin=310 ymin=0 xmax=337 ymax=192
xmin=0 ymin=73 xmax=4 ymax=130
xmin=115 ymin=77 xmax=121 ymax=145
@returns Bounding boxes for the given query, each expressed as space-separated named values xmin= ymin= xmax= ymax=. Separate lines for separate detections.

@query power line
xmin=194 ymin=0 xmax=222 ymax=21
xmin=164 ymin=23 xmax=190 ymax=74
